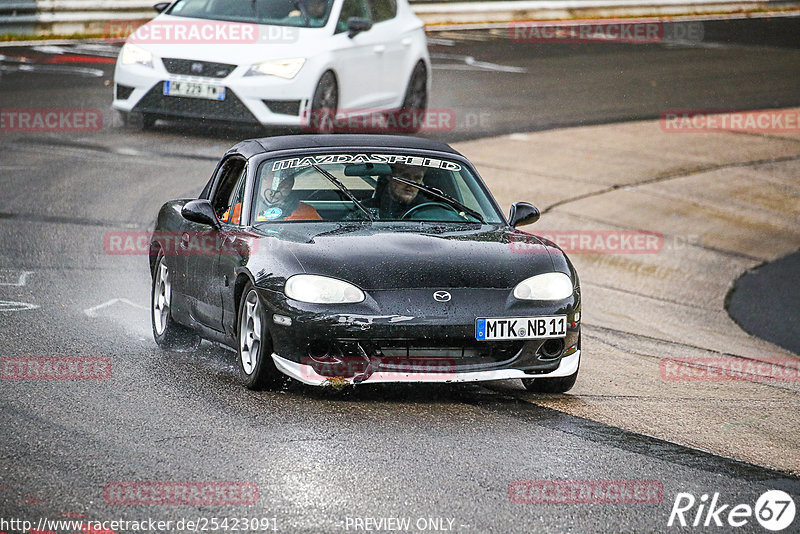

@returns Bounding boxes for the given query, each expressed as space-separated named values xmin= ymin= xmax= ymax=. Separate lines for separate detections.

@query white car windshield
xmin=167 ymin=0 xmax=333 ymax=28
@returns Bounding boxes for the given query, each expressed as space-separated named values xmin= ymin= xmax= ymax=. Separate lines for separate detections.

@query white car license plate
xmin=163 ymin=81 xmax=226 ymax=101
xmin=475 ymin=315 xmax=567 ymax=340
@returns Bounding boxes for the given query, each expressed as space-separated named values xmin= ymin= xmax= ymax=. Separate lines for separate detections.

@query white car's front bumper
xmin=271 ymin=350 xmax=581 ymax=386
xmin=112 ymin=59 xmax=318 ymax=126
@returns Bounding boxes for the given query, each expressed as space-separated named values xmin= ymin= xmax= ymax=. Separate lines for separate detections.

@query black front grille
xmin=162 ymin=58 xmax=236 ymax=78
xmin=133 ymin=83 xmax=259 ymax=123
xmin=305 ymin=339 xmax=525 ymax=379
xmin=372 ymin=340 xmax=524 ymax=361
xmin=308 ymin=339 xmax=524 ymax=364
xmin=263 ymin=99 xmax=302 ymax=116
xmin=115 ymin=84 xmax=134 ymax=100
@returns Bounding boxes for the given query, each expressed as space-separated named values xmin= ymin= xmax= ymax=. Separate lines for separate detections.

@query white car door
xmin=329 ymin=0 xmax=386 ymax=111
xmin=366 ymin=0 xmax=410 ymax=106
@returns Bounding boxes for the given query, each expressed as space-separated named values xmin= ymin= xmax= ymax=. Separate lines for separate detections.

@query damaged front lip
xmin=297 ymin=313 xmax=416 ymax=331
xmin=336 ymin=313 xmax=415 ymax=323
xmin=335 ymin=314 xmax=415 ymax=328
xmin=271 ymin=350 xmax=581 ymax=386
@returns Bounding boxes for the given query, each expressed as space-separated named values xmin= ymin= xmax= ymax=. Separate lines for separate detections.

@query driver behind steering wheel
xmin=362 ymin=163 xmax=426 ymax=220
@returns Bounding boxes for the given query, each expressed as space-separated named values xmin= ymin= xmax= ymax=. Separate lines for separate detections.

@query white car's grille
xmin=162 ymin=58 xmax=236 ymax=78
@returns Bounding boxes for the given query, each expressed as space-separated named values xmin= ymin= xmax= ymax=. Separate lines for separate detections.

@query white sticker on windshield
xmin=271 ymin=153 xmax=462 ymax=172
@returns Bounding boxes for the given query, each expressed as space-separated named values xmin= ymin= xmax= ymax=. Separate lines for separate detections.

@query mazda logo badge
xmin=433 ymin=291 xmax=451 ymax=302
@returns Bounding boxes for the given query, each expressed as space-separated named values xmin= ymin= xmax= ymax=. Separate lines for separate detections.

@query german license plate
xmin=475 ymin=315 xmax=567 ymax=340
xmin=163 ymin=80 xmax=225 ymax=100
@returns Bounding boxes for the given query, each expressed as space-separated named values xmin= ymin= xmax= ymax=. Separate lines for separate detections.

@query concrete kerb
xmin=2 ymin=0 xmax=800 ymax=37
xmin=453 ymin=114 xmax=800 ymax=474
xmin=418 ymin=0 xmax=800 ymax=25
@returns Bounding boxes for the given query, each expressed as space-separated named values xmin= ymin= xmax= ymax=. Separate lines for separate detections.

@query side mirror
xmin=347 ymin=17 xmax=373 ymax=38
xmin=508 ymin=202 xmax=540 ymax=227
xmin=153 ymin=2 xmax=170 ymax=13
xmin=182 ymin=199 xmax=220 ymax=229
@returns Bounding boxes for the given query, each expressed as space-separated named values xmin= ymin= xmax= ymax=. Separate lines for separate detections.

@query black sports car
xmin=149 ymin=135 xmax=581 ymax=392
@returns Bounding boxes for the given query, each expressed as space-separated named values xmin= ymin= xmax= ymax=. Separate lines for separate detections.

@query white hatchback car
xmin=112 ymin=0 xmax=430 ymax=130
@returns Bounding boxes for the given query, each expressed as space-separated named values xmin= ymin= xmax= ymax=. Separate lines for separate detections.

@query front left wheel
xmin=308 ymin=71 xmax=338 ymax=133
xmin=237 ymin=283 xmax=281 ymax=390
xmin=394 ymin=62 xmax=428 ymax=133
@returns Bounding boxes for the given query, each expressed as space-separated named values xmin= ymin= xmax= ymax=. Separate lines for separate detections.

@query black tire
xmin=393 ymin=61 xmax=427 ymax=133
xmin=142 ymin=113 xmax=157 ymax=130
xmin=522 ymin=341 xmax=580 ymax=393
xmin=308 ymin=71 xmax=338 ymax=133
xmin=521 ymin=369 xmax=578 ymax=393
xmin=122 ymin=112 xmax=157 ymax=130
xmin=523 ymin=334 xmax=581 ymax=393
xmin=116 ymin=110 xmax=130 ymax=127
xmin=236 ymin=283 xmax=282 ymax=390
xmin=151 ymin=251 xmax=200 ymax=351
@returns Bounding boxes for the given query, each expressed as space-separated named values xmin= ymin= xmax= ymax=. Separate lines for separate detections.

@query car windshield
xmin=252 ymin=153 xmax=504 ymax=224
xmin=167 ymin=0 xmax=333 ymax=28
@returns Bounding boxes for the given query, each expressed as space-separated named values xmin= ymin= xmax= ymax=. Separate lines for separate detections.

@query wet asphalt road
xmin=1 ymin=17 xmax=800 ymax=533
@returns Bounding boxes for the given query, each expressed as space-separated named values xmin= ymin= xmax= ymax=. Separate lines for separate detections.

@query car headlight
xmin=245 ymin=58 xmax=305 ymax=79
xmin=513 ymin=272 xmax=573 ymax=300
xmin=285 ymin=274 xmax=364 ymax=304
xmin=120 ymin=43 xmax=153 ymax=68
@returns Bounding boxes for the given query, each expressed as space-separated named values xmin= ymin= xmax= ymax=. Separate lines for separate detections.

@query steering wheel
xmin=401 ymin=202 xmax=466 ymax=221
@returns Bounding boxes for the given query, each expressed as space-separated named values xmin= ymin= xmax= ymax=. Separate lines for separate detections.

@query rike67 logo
xmin=668 ymin=490 xmax=796 ymax=531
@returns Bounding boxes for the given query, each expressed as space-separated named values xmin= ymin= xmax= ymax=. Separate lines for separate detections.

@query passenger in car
xmin=304 ymin=0 xmax=330 ymax=21
xmin=256 ymin=174 xmax=322 ymax=222
xmin=362 ymin=163 xmax=426 ymax=219
xmin=287 ymin=0 xmax=329 ymax=24
xmin=220 ymin=202 xmax=243 ymax=224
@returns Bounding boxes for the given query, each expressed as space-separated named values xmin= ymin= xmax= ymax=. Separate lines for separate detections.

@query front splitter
xmin=271 ymin=351 xmax=580 ymax=386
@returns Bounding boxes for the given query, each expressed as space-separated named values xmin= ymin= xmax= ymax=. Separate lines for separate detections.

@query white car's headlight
xmin=120 ymin=43 xmax=153 ymax=68
xmin=246 ymin=58 xmax=305 ymax=79
xmin=285 ymin=274 xmax=365 ymax=304
xmin=513 ymin=272 xmax=573 ymax=300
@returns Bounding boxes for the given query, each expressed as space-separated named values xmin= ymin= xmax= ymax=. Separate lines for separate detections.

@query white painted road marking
xmin=84 ymin=298 xmax=148 ymax=318
xmin=430 ymin=52 xmax=527 ymax=73
xmin=0 ymin=64 xmax=105 ymax=78
xmin=0 ymin=300 xmax=39 ymax=312
xmin=0 ymin=270 xmax=34 ymax=287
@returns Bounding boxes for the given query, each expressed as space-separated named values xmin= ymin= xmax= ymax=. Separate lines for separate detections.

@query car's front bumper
xmin=272 ymin=350 xmax=581 ymax=386
xmin=112 ymin=60 xmax=318 ymax=126
xmin=260 ymin=285 xmax=581 ymax=385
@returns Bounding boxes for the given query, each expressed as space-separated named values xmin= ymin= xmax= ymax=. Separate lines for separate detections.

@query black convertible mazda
xmin=149 ymin=135 xmax=581 ymax=392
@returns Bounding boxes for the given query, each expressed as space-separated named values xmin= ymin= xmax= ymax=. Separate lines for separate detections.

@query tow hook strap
xmin=352 ymin=344 xmax=374 ymax=384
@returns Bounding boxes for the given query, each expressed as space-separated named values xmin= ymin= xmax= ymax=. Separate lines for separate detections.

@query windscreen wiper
xmin=390 ymin=176 xmax=486 ymax=223
xmin=311 ymin=164 xmax=375 ymax=221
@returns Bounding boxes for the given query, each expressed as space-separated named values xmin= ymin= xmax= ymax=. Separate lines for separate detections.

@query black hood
xmin=250 ymin=223 xmax=566 ymax=291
